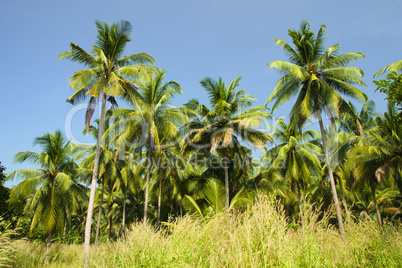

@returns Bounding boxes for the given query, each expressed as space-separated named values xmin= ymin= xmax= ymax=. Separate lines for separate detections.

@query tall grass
xmin=7 ymin=197 xmax=402 ymax=267
xmin=0 ymin=219 xmax=20 ymax=267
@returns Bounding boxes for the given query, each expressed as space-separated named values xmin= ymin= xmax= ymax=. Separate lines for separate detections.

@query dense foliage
xmin=2 ymin=20 xmax=402 ymax=267
xmin=0 ymin=162 xmax=10 ymax=220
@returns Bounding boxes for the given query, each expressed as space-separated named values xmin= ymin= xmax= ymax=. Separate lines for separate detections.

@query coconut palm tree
xmin=75 ymin=116 xmax=123 ymax=246
xmin=106 ymin=70 xmax=183 ymax=223
xmin=340 ymin=100 xmax=376 ymax=136
xmin=371 ymin=106 xmax=402 ymax=196
xmin=7 ymin=131 xmax=86 ymax=264
xmin=102 ymin=153 xmax=145 ymax=232
xmin=346 ymin=104 xmax=402 ymax=225
xmin=264 ymin=118 xmax=322 ymax=217
xmin=58 ymin=20 xmax=155 ymax=264
xmin=112 ymin=151 xmax=141 ymax=232
xmin=329 ymin=101 xmax=376 ymax=218
xmin=182 ymin=77 xmax=272 ymax=210
xmin=154 ymin=142 xmax=183 ymax=226
xmin=265 ymin=20 xmax=367 ymax=235
xmin=79 ymin=139 xmax=120 ymax=246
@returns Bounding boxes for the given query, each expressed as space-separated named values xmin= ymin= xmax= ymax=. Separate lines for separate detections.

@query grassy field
xmin=2 ymin=197 xmax=401 ymax=267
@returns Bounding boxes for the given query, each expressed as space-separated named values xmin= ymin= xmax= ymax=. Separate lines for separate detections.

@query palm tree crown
xmin=182 ymin=77 xmax=272 ymax=209
xmin=266 ymin=20 xmax=367 ymax=129
xmin=59 ymin=20 xmax=156 ymax=130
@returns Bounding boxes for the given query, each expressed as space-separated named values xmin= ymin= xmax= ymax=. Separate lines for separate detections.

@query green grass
xmin=3 ymin=197 xmax=402 ymax=267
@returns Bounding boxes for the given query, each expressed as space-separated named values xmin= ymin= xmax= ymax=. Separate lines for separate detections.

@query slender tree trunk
xmin=169 ymin=188 xmax=174 ymax=212
xmin=296 ymin=181 xmax=305 ymax=233
xmin=224 ymin=148 xmax=230 ymax=211
xmin=157 ymin=161 xmax=162 ymax=227
xmin=316 ymin=110 xmax=345 ymax=236
xmin=330 ymin=115 xmax=349 ymax=219
xmin=180 ymin=198 xmax=183 ymax=218
xmin=144 ymin=136 xmax=152 ymax=224
xmin=83 ymin=93 xmax=107 ymax=267
xmin=108 ymin=213 xmax=112 ymax=240
xmin=44 ymin=231 xmax=52 ymax=264
xmin=354 ymin=118 xmax=367 ymax=220
xmin=296 ymin=181 xmax=303 ymax=218
xmin=62 ymin=222 xmax=67 ymax=243
xmin=338 ymin=178 xmax=350 ymax=221
xmin=122 ymin=186 xmax=127 ymax=234
xmin=95 ymin=178 xmax=105 ymax=247
xmin=371 ymin=184 xmax=383 ymax=226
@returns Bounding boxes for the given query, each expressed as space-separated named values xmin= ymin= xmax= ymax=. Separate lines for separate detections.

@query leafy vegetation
xmin=0 ymin=162 xmax=10 ymax=220
xmin=2 ymin=19 xmax=402 ymax=267
xmin=3 ymin=198 xmax=402 ymax=267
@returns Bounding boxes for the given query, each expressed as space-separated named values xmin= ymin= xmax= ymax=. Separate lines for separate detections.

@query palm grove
xmin=3 ymin=20 xmax=402 ymax=265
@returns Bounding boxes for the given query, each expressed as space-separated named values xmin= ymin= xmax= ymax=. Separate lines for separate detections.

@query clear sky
xmin=1 ymin=0 xmax=401 ymax=187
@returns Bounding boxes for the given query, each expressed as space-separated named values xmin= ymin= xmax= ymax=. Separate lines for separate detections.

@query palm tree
xmin=107 ymin=70 xmax=183 ymax=223
xmin=346 ymin=104 xmax=402 ymax=225
xmin=266 ymin=20 xmax=367 ymax=235
xmin=265 ymin=118 xmax=322 ymax=217
xmin=110 ymin=151 xmax=141 ymax=233
xmin=372 ymin=105 xmax=402 ymax=196
xmin=331 ymin=101 xmax=376 ymax=219
xmin=154 ymin=143 xmax=183 ymax=226
xmin=340 ymin=100 xmax=376 ymax=136
xmin=58 ymin=20 xmax=155 ymax=264
xmin=182 ymin=77 xmax=272 ymax=210
xmin=75 ymin=117 xmax=123 ymax=246
xmin=7 ymin=131 xmax=86 ymax=264
xmin=78 ymin=139 xmax=120 ymax=245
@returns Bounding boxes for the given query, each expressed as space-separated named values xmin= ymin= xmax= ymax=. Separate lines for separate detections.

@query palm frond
xmin=58 ymin=43 xmax=95 ymax=66
xmin=374 ymin=59 xmax=402 ymax=78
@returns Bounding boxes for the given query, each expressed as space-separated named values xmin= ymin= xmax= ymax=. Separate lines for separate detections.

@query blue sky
xmin=1 ymin=0 xmax=401 ymax=187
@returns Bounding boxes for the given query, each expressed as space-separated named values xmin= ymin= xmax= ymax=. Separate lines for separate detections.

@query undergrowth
xmin=3 ymin=197 xmax=402 ymax=267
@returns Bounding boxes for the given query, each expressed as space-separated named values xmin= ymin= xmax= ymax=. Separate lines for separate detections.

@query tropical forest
xmin=1 ymin=19 xmax=402 ymax=267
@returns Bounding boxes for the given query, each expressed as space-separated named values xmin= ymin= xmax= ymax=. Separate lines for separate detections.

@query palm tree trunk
xmin=224 ymin=148 xmax=230 ymax=211
xmin=108 ymin=214 xmax=112 ymax=240
xmin=338 ymin=178 xmax=350 ymax=221
xmin=157 ymin=161 xmax=162 ymax=227
xmin=95 ymin=178 xmax=105 ymax=247
xmin=44 ymin=231 xmax=52 ymax=264
xmin=83 ymin=93 xmax=107 ymax=267
xmin=370 ymin=184 xmax=383 ymax=226
xmin=296 ymin=181 xmax=305 ymax=233
xmin=296 ymin=181 xmax=303 ymax=218
xmin=122 ymin=186 xmax=127 ymax=234
xmin=143 ymin=136 xmax=152 ymax=224
xmin=180 ymin=198 xmax=183 ymax=217
xmin=170 ymin=189 xmax=174 ymax=212
xmin=63 ymin=223 xmax=67 ymax=242
xmin=316 ymin=110 xmax=345 ymax=236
